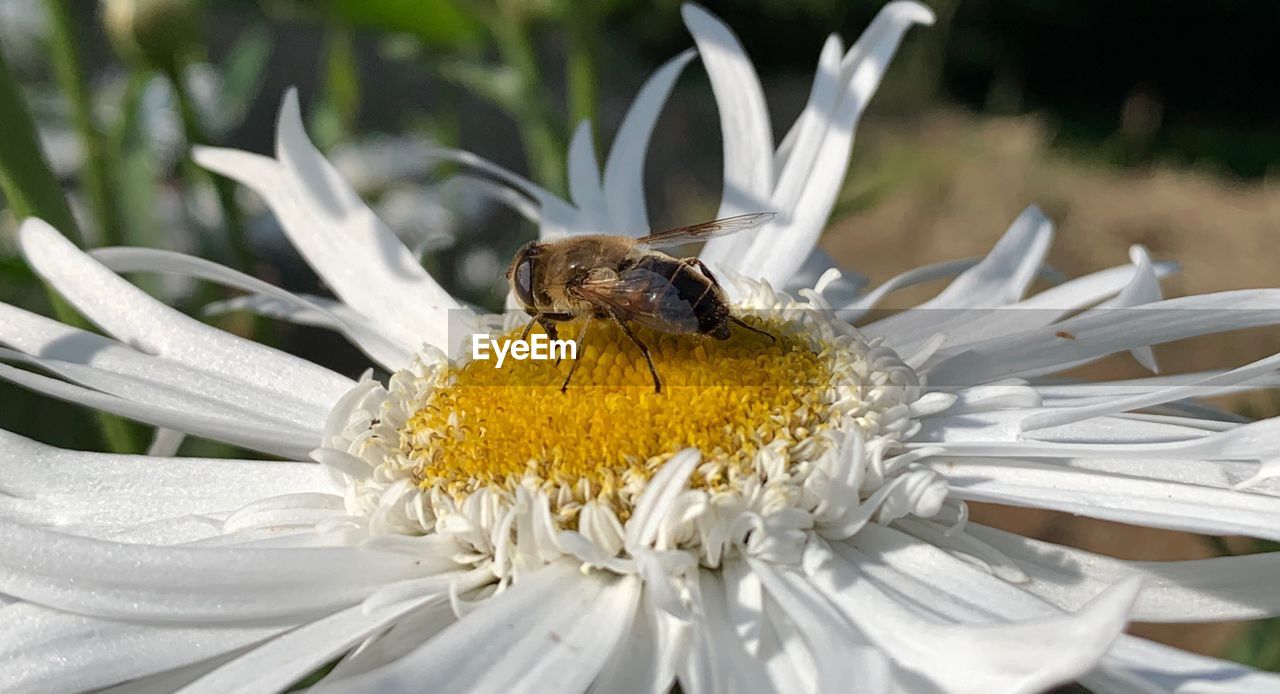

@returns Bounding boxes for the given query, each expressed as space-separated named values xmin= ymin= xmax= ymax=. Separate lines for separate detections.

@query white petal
xmin=17 ymin=218 xmax=350 ymax=408
xmin=625 ymin=449 xmax=701 ymax=548
xmin=567 ymin=119 xmax=608 ymax=229
xmin=147 ymin=427 xmax=185 ymax=456
xmin=846 ymin=524 xmax=1280 ymax=693
xmin=1016 ymin=259 xmax=1179 ymax=311
xmin=92 ymin=246 xmax=411 ymax=370
xmin=1022 ymin=347 xmax=1280 ymax=431
xmin=927 ymin=206 xmax=1053 ymax=309
xmin=181 ymin=593 xmax=448 ymax=694
xmin=0 ymin=602 xmax=284 ymax=693
xmin=1101 ymin=636 xmax=1280 ymax=693
xmin=326 ymin=564 xmax=638 ymax=693
xmin=782 ymin=248 xmax=867 ymax=307
xmin=1087 ymin=245 xmax=1163 ymax=371
xmin=690 ymin=569 xmax=776 ymax=694
xmin=967 ymin=523 xmax=1280 ymax=622
xmin=424 ymin=146 xmax=582 ymax=239
xmin=195 ymin=91 xmax=473 ymax=354
xmin=748 ymin=554 xmax=890 ymax=694
xmin=839 ymin=257 xmax=979 ymax=321
xmin=0 ymin=346 xmax=321 ymax=434
xmin=868 ymin=206 xmax=1052 ymax=348
xmin=808 ymin=536 xmax=1138 ymax=694
xmin=682 ymin=3 xmax=773 ymax=269
xmin=934 ymin=457 xmax=1280 ymax=541
xmin=0 ymin=302 xmax=328 ymax=429
xmin=737 ymin=2 xmax=935 ymax=285
xmin=770 ymin=34 xmax=843 ymax=188
xmin=0 ymin=522 xmax=447 ymax=622
xmin=0 ymin=362 xmax=317 ymax=458
xmin=927 ymin=289 xmax=1280 ymax=386
xmin=0 ymin=429 xmax=331 ymax=539
xmin=602 ymin=50 xmax=697 ymax=236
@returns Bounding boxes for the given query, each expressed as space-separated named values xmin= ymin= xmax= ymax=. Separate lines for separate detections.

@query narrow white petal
xmin=868 ymin=207 xmax=1052 ymax=348
xmin=321 ymin=600 xmax=458 ymax=682
xmin=968 ymin=523 xmax=1280 ymax=622
xmin=0 ymin=602 xmax=283 ymax=693
xmin=1100 ymin=636 xmax=1280 ymax=693
xmin=1022 ymin=348 xmax=1280 ymax=431
xmin=93 ymin=247 xmax=411 ymax=370
xmin=737 ymin=3 xmax=934 ymax=285
xmin=808 ymin=536 xmax=1138 ymax=694
xmin=180 ymin=594 xmax=447 ymax=694
xmin=846 ymin=524 xmax=1280 ymax=693
xmin=0 ymin=429 xmax=331 ymax=538
xmin=934 ymin=458 xmax=1280 ymax=541
xmin=567 ymin=119 xmax=608 ymax=229
xmin=1088 ymin=245 xmax=1163 ymax=371
xmin=0 ymin=301 xmax=329 ymax=428
xmin=682 ymin=3 xmax=773 ymax=269
xmin=1016 ymin=260 xmax=1179 ymax=311
xmin=747 ymin=33 xmax=843 ymax=266
xmin=195 ymin=94 xmax=472 ymax=354
xmin=0 ymin=346 xmax=322 ymax=433
xmin=748 ymin=555 xmax=890 ymax=694
xmin=770 ymin=34 xmax=843 ymax=186
xmin=839 ymin=257 xmax=979 ymax=320
xmin=927 ymin=206 xmax=1053 ymax=309
xmin=927 ymin=289 xmax=1280 ymax=386
xmin=0 ymin=362 xmax=316 ymax=458
xmin=0 ymin=522 xmax=447 ymax=622
xmin=17 ymin=218 xmax=350 ymax=407
xmin=693 ymin=569 xmax=785 ymax=694
xmin=602 ymin=50 xmax=697 ymax=236
xmin=147 ymin=427 xmax=185 ymax=456
xmin=326 ymin=564 xmax=637 ymax=693
xmin=423 ymin=146 xmax=583 ymax=239
xmin=782 ymin=247 xmax=867 ymax=307
xmin=625 ymin=449 xmax=701 ymax=548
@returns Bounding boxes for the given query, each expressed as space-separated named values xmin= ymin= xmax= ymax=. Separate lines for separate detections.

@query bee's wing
xmin=635 ymin=212 xmax=775 ymax=249
xmin=573 ymin=268 xmax=701 ymax=333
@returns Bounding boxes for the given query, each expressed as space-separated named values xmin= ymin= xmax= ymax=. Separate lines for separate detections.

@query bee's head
xmin=507 ymin=241 xmax=540 ymax=313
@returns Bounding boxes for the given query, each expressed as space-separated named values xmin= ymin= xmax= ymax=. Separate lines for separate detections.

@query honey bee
xmin=506 ymin=213 xmax=776 ymax=393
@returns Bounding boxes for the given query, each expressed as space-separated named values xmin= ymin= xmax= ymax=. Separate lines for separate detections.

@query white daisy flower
xmin=3 ymin=2 xmax=1280 ymax=693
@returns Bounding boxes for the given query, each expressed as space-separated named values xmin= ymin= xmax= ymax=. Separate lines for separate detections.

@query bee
xmin=506 ymin=213 xmax=776 ymax=393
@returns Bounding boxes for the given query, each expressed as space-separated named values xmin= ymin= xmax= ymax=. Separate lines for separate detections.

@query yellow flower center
xmin=400 ymin=318 xmax=833 ymax=513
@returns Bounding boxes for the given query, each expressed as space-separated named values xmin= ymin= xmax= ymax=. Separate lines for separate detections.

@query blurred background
xmin=1 ymin=0 xmax=1278 ymax=676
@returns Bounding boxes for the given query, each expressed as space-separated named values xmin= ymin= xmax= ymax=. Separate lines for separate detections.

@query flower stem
xmin=0 ymin=36 xmax=82 ymax=243
xmin=45 ymin=0 xmax=125 ymax=247
xmin=162 ymin=63 xmax=253 ymax=270
xmin=0 ymin=40 xmax=141 ymax=453
xmin=490 ymin=15 xmax=567 ymax=196
xmin=565 ymin=0 xmax=598 ymax=131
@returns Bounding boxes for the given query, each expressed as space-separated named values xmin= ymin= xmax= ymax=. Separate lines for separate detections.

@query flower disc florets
xmin=326 ymin=280 xmax=939 ymax=577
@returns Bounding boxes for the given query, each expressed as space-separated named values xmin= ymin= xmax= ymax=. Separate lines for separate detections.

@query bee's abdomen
xmin=626 ymin=254 xmax=727 ymax=334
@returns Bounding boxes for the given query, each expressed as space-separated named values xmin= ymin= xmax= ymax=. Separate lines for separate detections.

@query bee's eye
xmin=513 ymin=256 xmax=536 ymax=308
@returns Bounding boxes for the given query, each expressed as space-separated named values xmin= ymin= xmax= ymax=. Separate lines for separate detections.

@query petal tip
xmin=885 ymin=1 xmax=937 ymax=26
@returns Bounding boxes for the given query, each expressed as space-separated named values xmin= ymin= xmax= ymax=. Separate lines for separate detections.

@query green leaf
xmin=218 ymin=23 xmax=274 ymax=127
xmin=326 ymin=0 xmax=483 ymax=48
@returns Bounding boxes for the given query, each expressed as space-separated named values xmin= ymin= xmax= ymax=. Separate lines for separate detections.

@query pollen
xmin=400 ymin=318 xmax=833 ymax=513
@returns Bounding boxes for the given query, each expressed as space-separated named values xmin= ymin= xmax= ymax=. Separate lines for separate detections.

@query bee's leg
xmin=559 ymin=318 xmax=592 ymax=392
xmin=519 ymin=315 xmax=539 ymax=341
xmin=615 ymin=319 xmax=662 ymax=394
xmin=730 ymin=315 xmax=776 ymax=342
xmin=684 ymin=257 xmax=722 ymax=289
xmin=537 ymin=317 xmax=559 ymax=343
